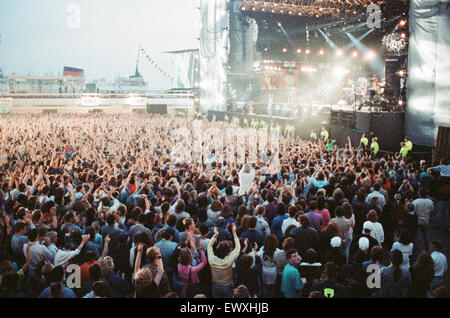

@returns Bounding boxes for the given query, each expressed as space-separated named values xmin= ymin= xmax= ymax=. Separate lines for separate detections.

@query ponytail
xmin=50 ymin=282 xmax=63 ymax=298
xmin=390 ymin=250 xmax=403 ymax=282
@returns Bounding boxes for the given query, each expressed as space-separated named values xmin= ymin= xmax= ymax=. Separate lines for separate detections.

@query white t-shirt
xmin=391 ymin=242 xmax=413 ymax=270
xmin=363 ymin=221 xmax=384 ymax=245
xmin=413 ymin=198 xmax=434 ymax=226
xmin=239 ymin=169 xmax=255 ymax=196
xmin=281 ymin=218 xmax=299 ymax=236
xmin=431 ymin=251 xmax=448 ymax=277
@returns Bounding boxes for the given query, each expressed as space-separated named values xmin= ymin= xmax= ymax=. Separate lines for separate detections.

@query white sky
xmin=0 ymin=0 xmax=200 ymax=89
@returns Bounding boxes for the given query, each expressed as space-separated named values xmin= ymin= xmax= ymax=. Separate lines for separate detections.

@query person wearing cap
xmin=357 ymin=237 xmax=370 ymax=255
xmin=325 ymin=236 xmax=346 ymax=270
xmin=349 ymin=223 xmax=379 ymax=262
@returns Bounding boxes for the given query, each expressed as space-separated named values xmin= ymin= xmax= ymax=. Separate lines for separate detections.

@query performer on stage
xmin=310 ymin=130 xmax=318 ymax=142
xmin=400 ymin=142 xmax=409 ymax=158
xmin=370 ymin=137 xmax=380 ymax=158
xmin=320 ymin=127 xmax=329 ymax=143
xmin=405 ymin=137 xmax=413 ymax=153
xmin=360 ymin=133 xmax=369 ymax=150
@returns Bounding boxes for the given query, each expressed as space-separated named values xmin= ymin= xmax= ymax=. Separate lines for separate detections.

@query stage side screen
xmin=406 ymin=0 xmax=450 ymax=147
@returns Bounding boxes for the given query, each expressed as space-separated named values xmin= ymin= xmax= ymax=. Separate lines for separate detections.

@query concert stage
xmin=209 ymin=104 xmax=405 ymax=153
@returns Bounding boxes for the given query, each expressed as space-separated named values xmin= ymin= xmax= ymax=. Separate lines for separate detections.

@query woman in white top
xmin=363 ymin=210 xmax=384 ymax=245
xmin=238 ymin=164 xmax=255 ymax=196
xmin=391 ymin=229 xmax=413 ymax=270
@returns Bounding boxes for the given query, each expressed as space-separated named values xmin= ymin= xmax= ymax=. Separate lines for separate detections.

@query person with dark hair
xmin=81 ymin=263 xmax=102 ymax=296
xmin=412 ymin=188 xmax=434 ymax=253
xmin=281 ymin=249 xmax=303 ymax=298
xmin=84 ymin=280 xmax=112 ymax=298
xmin=23 ymin=228 xmax=53 ymax=278
xmin=271 ymin=202 xmax=288 ymax=241
xmin=379 ymin=249 xmax=411 ymax=298
xmin=1 ymin=266 xmax=26 ymax=297
xmin=311 ymin=262 xmax=347 ymax=298
xmin=155 ymin=228 xmax=178 ymax=279
xmin=290 ymin=215 xmax=321 ymax=259
xmin=281 ymin=206 xmax=300 ymax=237
xmin=177 ymin=240 xmax=207 ymax=298
xmin=409 ymin=251 xmax=435 ymax=298
xmin=240 ymin=216 xmax=264 ymax=248
xmin=129 ymin=213 xmax=152 ymax=244
xmin=366 ymin=183 xmax=386 ymax=211
xmin=402 ymin=203 xmax=418 ymax=241
xmin=391 ymin=229 xmax=413 ymax=270
xmin=38 ymin=266 xmax=76 ymax=298
xmin=10 ymin=221 xmax=28 ymax=266
xmin=257 ymin=234 xmax=280 ymax=298
xmin=100 ymin=213 xmax=130 ymax=261
xmin=233 ymin=285 xmax=252 ymax=298
xmin=336 ymin=250 xmax=367 ymax=298
xmin=299 ymin=248 xmax=322 ymax=297
xmin=264 ymin=192 xmax=278 ymax=225
xmin=207 ymin=224 xmax=240 ymax=298
xmin=306 ymin=201 xmax=324 ymax=232
xmin=430 ymin=240 xmax=448 ymax=292
xmin=235 ymin=253 xmax=261 ymax=298
xmin=431 ymin=286 xmax=450 ymax=298
xmin=329 ymin=206 xmax=351 ymax=250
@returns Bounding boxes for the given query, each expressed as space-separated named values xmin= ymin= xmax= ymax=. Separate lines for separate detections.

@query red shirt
xmin=80 ymin=260 xmax=99 ymax=285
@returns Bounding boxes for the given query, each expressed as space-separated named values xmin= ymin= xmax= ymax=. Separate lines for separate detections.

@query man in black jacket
xmin=311 ymin=262 xmax=347 ymax=298
xmin=349 ymin=223 xmax=379 ymax=262
xmin=290 ymin=215 xmax=320 ymax=258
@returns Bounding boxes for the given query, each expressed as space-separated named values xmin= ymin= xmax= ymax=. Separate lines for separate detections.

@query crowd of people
xmin=0 ymin=113 xmax=448 ymax=298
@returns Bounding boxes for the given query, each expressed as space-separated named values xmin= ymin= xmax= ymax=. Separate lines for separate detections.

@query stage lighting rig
xmin=237 ymin=0 xmax=398 ymax=18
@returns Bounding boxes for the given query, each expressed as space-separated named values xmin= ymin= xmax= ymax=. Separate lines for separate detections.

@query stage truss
xmin=238 ymin=0 xmax=386 ymax=17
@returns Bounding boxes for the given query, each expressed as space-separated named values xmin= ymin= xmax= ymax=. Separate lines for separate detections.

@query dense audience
xmin=0 ymin=113 xmax=448 ymax=298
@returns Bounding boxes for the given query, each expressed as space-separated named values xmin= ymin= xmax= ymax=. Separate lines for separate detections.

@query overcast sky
xmin=0 ymin=0 xmax=200 ymax=89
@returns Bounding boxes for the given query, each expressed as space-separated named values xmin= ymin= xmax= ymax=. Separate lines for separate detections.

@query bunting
xmin=139 ymin=45 xmax=174 ymax=81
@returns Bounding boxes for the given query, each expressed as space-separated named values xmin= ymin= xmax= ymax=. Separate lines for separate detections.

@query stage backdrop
xmin=407 ymin=0 xmax=450 ymax=147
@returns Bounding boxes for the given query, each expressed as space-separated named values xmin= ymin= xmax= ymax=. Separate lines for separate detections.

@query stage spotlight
xmin=401 ymin=33 xmax=406 ymax=38
xmin=262 ymin=7 xmax=266 ymax=12
xmin=297 ymin=49 xmax=302 ymax=54
xmin=298 ymin=12 xmax=302 ymax=16
xmin=241 ymin=6 xmax=246 ymax=11
xmin=277 ymin=22 xmax=282 ymax=27
xmin=319 ymin=49 xmax=325 ymax=56
xmin=335 ymin=49 xmax=344 ymax=57
xmin=399 ymin=19 xmax=407 ymax=26
xmin=351 ymin=50 xmax=359 ymax=58
xmin=398 ymin=100 xmax=404 ymax=106
xmin=332 ymin=66 xmax=349 ymax=79
xmin=264 ymin=48 xmax=269 ymax=52
xmin=252 ymin=7 xmax=256 ymax=11
xmin=306 ymin=49 xmax=311 ymax=54
xmin=282 ymin=48 xmax=287 ymax=53
xmin=365 ymin=50 xmax=376 ymax=61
